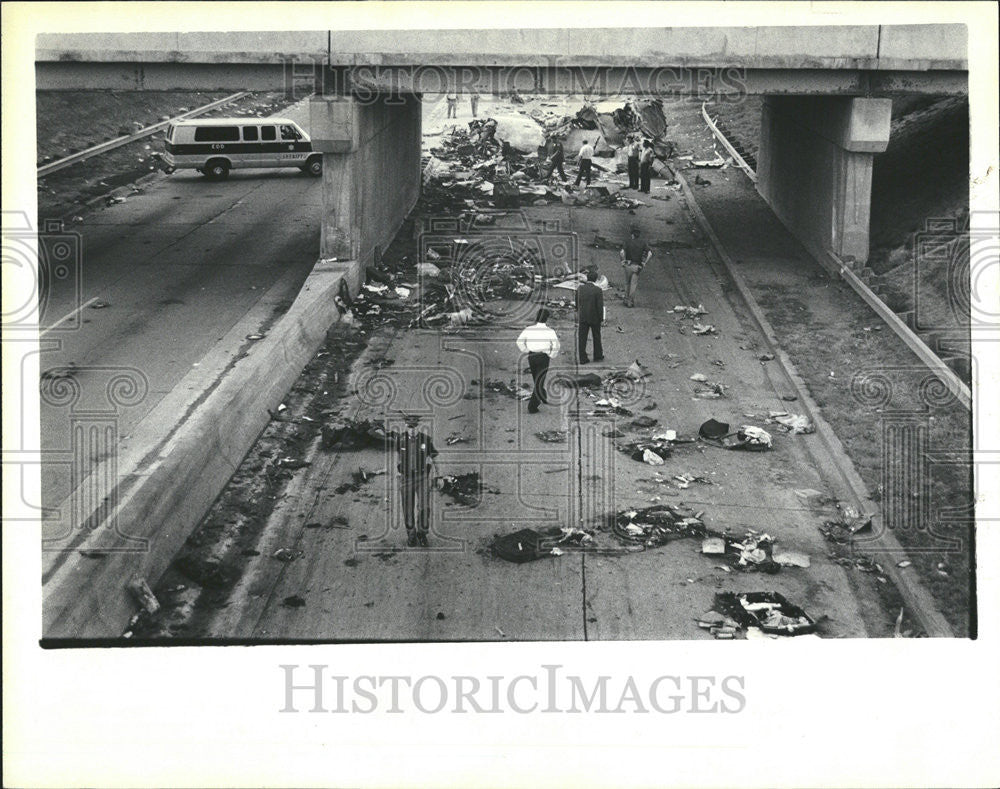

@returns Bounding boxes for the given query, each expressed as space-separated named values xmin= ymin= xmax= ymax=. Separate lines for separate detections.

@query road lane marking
xmin=39 ymin=296 xmax=100 ymax=336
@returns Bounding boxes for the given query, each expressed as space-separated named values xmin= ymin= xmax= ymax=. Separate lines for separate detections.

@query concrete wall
xmin=314 ymin=95 xmax=421 ymax=278
xmin=42 ymin=259 xmax=359 ymax=639
xmin=35 ymin=61 xmax=289 ymax=91
xmin=36 ymin=26 xmax=967 ymax=70
xmin=757 ymin=95 xmax=891 ymax=266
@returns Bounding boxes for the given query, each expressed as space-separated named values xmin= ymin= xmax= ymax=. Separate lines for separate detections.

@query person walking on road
xmin=574 ymin=139 xmax=594 ymax=187
xmin=446 ymin=91 xmax=459 ymax=119
xmin=470 ymin=89 xmax=480 ymax=117
xmin=516 ymin=308 xmax=561 ymax=413
xmin=576 ymin=269 xmax=605 ymax=364
xmin=639 ymin=139 xmax=654 ymax=193
xmin=620 ymin=227 xmax=652 ymax=308
xmin=548 ymin=137 xmax=567 ymax=182
xmin=392 ymin=414 xmax=439 ymax=547
xmin=626 ymin=135 xmax=641 ymax=190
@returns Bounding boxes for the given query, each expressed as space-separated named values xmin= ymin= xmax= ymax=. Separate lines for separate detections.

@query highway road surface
xmin=37 ymin=100 xmax=322 ymax=519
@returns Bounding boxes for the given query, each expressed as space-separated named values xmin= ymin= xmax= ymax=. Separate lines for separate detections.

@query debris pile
xmin=491 ymin=525 xmax=596 ymax=563
xmin=706 ymin=592 xmax=818 ymax=637
xmin=439 ymin=471 xmax=498 ymax=506
xmin=612 ymin=505 xmax=706 ymax=548
xmin=698 ymin=419 xmax=772 ymax=450
xmin=766 ymin=411 xmax=815 ymax=434
xmin=421 ymin=96 xmax=679 ymax=210
xmin=334 ymin=467 xmax=384 ymax=495
xmin=321 ymin=418 xmax=387 ymax=450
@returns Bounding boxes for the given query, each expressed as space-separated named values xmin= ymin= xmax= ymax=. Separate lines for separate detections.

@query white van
xmin=162 ymin=117 xmax=322 ymax=179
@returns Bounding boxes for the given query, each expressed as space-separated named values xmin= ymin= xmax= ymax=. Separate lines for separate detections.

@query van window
xmin=243 ymin=126 xmax=259 ymax=142
xmin=166 ymin=124 xmax=175 ymax=142
xmin=280 ymin=124 xmax=301 ymax=141
xmin=194 ymin=126 xmax=240 ymax=142
xmin=261 ymin=126 xmax=276 ymax=141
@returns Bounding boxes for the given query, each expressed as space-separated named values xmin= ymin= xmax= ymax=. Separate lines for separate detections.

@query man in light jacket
xmin=516 ymin=308 xmax=561 ymax=413
xmin=575 ymin=139 xmax=595 ymax=187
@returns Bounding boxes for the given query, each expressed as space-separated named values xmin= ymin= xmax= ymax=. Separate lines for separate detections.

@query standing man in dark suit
xmin=639 ymin=139 xmax=654 ymax=193
xmin=391 ymin=414 xmax=439 ymax=547
xmin=576 ymin=269 xmax=605 ymax=364
xmin=548 ymin=137 xmax=567 ymax=182
xmin=626 ymin=135 xmax=641 ymax=190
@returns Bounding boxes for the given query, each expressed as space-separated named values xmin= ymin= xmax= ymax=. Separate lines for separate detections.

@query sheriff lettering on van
xmin=162 ymin=118 xmax=322 ymax=179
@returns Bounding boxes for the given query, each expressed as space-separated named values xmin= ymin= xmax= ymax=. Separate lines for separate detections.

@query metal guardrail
xmin=699 ymin=102 xmax=970 ymax=412
xmin=834 ymin=254 xmax=972 ymax=410
xmin=677 ymin=169 xmax=956 ymax=638
xmin=37 ymin=91 xmax=250 ymax=177
xmin=700 ymin=102 xmax=757 ymax=184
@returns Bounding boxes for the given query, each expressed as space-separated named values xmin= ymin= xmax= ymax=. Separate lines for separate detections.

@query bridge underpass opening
xmin=308 ymin=88 xmax=918 ymax=272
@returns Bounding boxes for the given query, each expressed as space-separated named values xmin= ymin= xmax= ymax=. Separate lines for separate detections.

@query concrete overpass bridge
xmin=37 ymin=26 xmax=968 ymax=270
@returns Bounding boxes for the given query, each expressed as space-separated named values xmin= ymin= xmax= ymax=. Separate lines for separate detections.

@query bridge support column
xmin=310 ymin=94 xmax=422 ymax=287
xmin=757 ymin=96 xmax=891 ymax=267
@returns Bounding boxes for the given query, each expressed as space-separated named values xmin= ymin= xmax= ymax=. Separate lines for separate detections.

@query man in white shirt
xmin=516 ymin=308 xmax=561 ymax=413
xmin=574 ymin=140 xmax=595 ymax=186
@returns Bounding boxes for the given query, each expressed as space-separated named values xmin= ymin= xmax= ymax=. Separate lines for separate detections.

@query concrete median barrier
xmin=41 ymin=258 xmax=359 ymax=640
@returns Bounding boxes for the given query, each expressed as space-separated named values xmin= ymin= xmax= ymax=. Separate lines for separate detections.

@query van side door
xmin=257 ymin=124 xmax=279 ymax=167
xmin=241 ymin=124 xmax=267 ymax=169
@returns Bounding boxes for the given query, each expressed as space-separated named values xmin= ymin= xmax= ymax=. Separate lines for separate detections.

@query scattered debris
xmin=613 ymin=505 xmax=706 ymax=548
xmin=126 ymin=574 xmax=160 ymax=615
xmin=617 ymin=438 xmax=673 ymax=464
xmin=334 ymin=467 xmax=383 ymax=495
xmin=277 ymin=456 xmax=310 ymax=470
xmin=493 ymin=528 xmax=546 ymax=563
xmin=772 ymin=550 xmax=811 ymax=568
xmin=701 ymin=537 xmax=726 ymax=555
xmin=711 ymin=592 xmax=818 ymax=636
xmin=440 ymin=472 xmax=497 ymax=506
xmin=698 ymin=419 xmax=771 ymax=450
xmin=767 ymin=412 xmax=815 ymax=434
xmin=321 ymin=419 xmax=386 ymax=450
xmin=535 ymin=430 xmax=568 ymax=443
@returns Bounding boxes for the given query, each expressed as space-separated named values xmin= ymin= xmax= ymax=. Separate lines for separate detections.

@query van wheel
xmin=205 ymin=160 xmax=230 ymax=180
xmin=302 ymin=156 xmax=323 ymax=177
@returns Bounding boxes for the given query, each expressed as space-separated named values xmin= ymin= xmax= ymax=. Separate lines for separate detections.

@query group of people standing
xmin=446 ymin=90 xmax=480 ymax=119
xmin=626 ymin=135 xmax=655 ymax=193
xmin=517 ymin=223 xmax=652 ymax=416
xmin=542 ymin=134 xmax=655 ymax=193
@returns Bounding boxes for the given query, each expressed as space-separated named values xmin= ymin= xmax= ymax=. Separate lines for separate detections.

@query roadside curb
xmin=677 ymin=170 xmax=955 ymax=638
xmin=41 ymin=258 xmax=359 ymax=639
xmin=57 ymin=168 xmax=165 ymax=225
